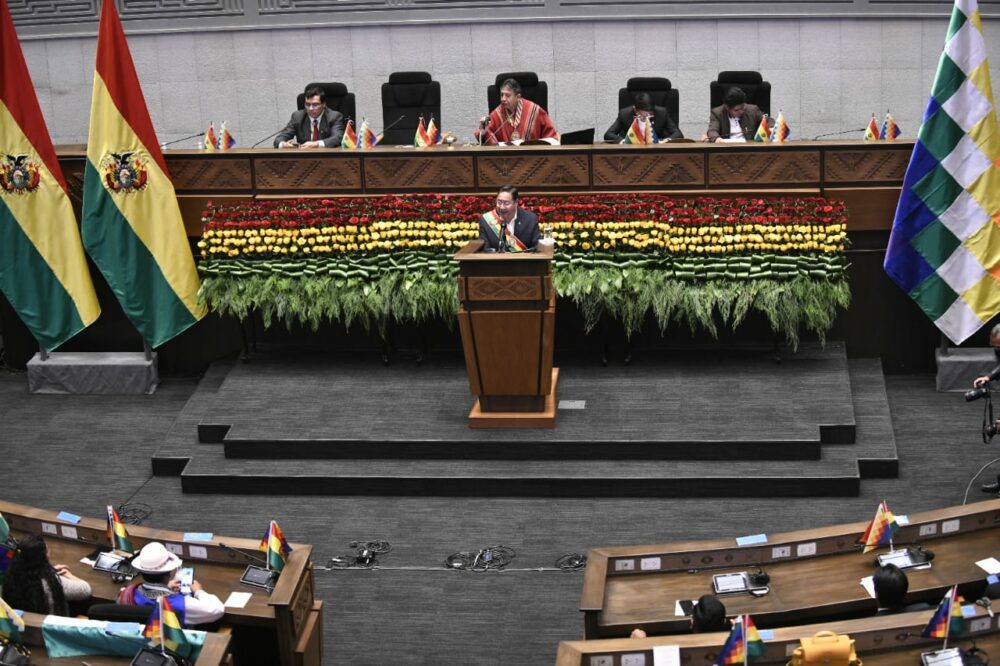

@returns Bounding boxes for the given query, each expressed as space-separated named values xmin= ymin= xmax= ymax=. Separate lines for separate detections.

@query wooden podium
xmin=455 ymin=240 xmax=558 ymax=428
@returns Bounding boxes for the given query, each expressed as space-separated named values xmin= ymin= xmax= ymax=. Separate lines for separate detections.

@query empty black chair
xmin=87 ymin=603 xmax=154 ymax=624
xmin=617 ymin=77 xmax=680 ymax=128
xmin=296 ymin=82 xmax=357 ymax=124
xmin=380 ymin=72 xmax=442 ymax=145
xmin=487 ymin=72 xmax=548 ymax=112
xmin=709 ymin=71 xmax=771 ymax=116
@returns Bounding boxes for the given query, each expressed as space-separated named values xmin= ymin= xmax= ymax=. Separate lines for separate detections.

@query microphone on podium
xmin=251 ymin=128 xmax=285 ymax=149
xmin=159 ymin=131 xmax=205 ymax=150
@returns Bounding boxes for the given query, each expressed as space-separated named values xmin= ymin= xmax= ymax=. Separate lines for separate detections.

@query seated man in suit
xmin=478 ymin=185 xmax=540 ymax=252
xmin=118 ymin=542 xmax=224 ymax=626
xmin=604 ymin=92 xmax=683 ymax=143
xmin=704 ymin=87 xmax=763 ymax=143
xmin=274 ymin=86 xmax=345 ymax=149
xmin=476 ymin=79 xmax=558 ymax=145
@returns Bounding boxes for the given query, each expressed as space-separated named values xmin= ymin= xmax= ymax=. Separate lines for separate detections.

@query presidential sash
xmin=483 ymin=210 xmax=527 ymax=252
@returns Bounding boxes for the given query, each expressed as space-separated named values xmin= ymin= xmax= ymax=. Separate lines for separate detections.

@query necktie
xmin=311 ymin=119 xmax=319 ymax=142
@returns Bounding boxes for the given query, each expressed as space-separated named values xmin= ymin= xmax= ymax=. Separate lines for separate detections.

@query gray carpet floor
xmin=0 ymin=366 xmax=994 ymax=665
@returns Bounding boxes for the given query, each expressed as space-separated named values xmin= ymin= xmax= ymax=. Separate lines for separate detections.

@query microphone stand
xmin=813 ymin=128 xmax=867 ymax=140
xmin=251 ymin=129 xmax=284 ymax=149
xmin=159 ymin=131 xmax=205 ymax=150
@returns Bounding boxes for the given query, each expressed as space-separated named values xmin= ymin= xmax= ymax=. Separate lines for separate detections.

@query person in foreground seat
xmin=604 ymin=92 xmax=683 ymax=143
xmin=477 ymin=78 xmax=558 ymax=145
xmin=873 ymin=563 xmax=930 ymax=615
xmin=691 ymin=594 xmax=729 ymax=632
xmin=1 ymin=534 xmax=91 ymax=615
xmin=119 ymin=542 xmax=224 ymax=626
xmin=629 ymin=594 xmax=728 ymax=638
xmin=477 ymin=185 xmax=540 ymax=253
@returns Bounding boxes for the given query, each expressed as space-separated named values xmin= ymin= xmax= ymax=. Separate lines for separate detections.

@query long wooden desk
xmin=0 ymin=500 xmax=322 ymax=666
xmin=558 ymin=606 xmax=1000 ymax=666
xmin=52 ymin=141 xmax=911 ymax=235
xmin=581 ymin=499 xmax=1000 ymax=639
xmin=12 ymin=611 xmax=231 ymax=665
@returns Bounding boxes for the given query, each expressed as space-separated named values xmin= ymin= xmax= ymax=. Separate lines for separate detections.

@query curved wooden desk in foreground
xmin=52 ymin=141 xmax=912 ymax=235
xmin=0 ymin=500 xmax=322 ymax=666
xmin=13 ymin=611 xmax=231 ymax=666
xmin=558 ymin=606 xmax=1000 ymax=666
xmin=580 ymin=499 xmax=1000 ymax=639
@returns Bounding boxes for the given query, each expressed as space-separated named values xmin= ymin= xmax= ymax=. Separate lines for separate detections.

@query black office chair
xmin=87 ymin=602 xmax=155 ymax=623
xmin=380 ymin=72 xmax=442 ymax=146
xmin=709 ymin=71 xmax=771 ymax=116
xmin=487 ymin=72 xmax=548 ymax=112
xmin=617 ymin=77 xmax=681 ymax=128
xmin=296 ymin=82 xmax=357 ymax=124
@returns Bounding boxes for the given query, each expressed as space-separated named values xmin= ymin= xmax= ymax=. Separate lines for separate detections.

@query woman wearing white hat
xmin=117 ymin=542 xmax=224 ymax=626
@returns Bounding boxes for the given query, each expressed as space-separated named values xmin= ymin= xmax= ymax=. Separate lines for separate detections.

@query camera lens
xmin=966 ymin=386 xmax=990 ymax=401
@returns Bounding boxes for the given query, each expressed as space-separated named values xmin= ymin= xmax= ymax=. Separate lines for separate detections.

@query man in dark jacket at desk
xmin=704 ymin=87 xmax=763 ymax=142
xmin=275 ymin=86 xmax=344 ymax=149
xmin=605 ymin=93 xmax=683 ymax=143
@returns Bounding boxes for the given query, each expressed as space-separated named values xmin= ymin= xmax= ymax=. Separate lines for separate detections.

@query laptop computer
xmin=559 ymin=128 xmax=595 ymax=145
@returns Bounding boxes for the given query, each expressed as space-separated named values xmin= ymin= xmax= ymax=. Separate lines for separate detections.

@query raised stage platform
xmin=151 ymin=342 xmax=898 ymax=497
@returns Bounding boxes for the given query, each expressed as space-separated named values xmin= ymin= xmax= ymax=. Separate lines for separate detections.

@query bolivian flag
xmin=82 ymin=0 xmax=206 ymax=347
xmin=0 ymin=0 xmax=100 ymax=351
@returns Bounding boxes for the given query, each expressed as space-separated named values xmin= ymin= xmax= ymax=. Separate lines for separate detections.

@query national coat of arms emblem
xmin=0 ymin=154 xmax=42 ymax=195
xmin=100 ymin=151 xmax=149 ymax=193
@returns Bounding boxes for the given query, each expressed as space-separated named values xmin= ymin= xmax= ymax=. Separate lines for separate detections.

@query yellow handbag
xmin=787 ymin=631 xmax=863 ymax=666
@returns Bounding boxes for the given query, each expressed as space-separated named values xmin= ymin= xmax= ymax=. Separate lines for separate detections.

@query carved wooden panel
xmin=592 ymin=152 xmax=705 ymax=187
xmin=254 ymin=157 xmax=362 ymax=192
xmin=708 ymin=151 xmax=821 ymax=186
xmin=167 ymin=157 xmax=253 ymax=193
xmin=364 ymin=155 xmax=474 ymax=190
xmin=477 ymin=154 xmax=589 ymax=189
xmin=464 ymin=276 xmax=547 ymax=301
xmin=824 ymin=149 xmax=909 ymax=183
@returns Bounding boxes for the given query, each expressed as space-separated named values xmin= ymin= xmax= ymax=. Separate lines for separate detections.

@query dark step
xmin=179 ymin=454 xmax=861 ymax=497
xmin=847 ymin=358 xmax=899 ymax=478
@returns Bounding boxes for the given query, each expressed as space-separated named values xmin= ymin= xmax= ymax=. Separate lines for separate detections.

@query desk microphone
xmin=380 ymin=114 xmax=406 ymax=135
xmin=477 ymin=117 xmax=502 ymax=146
xmin=812 ymin=128 xmax=867 ymax=140
xmin=250 ymin=128 xmax=284 ymax=149
xmin=218 ymin=542 xmax=267 ymax=565
xmin=159 ymin=132 xmax=206 ymax=150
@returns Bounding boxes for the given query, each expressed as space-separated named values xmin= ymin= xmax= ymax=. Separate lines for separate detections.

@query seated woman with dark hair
xmin=691 ymin=594 xmax=729 ymax=632
xmin=1 ymin=535 xmax=91 ymax=615
xmin=874 ymin=563 xmax=931 ymax=615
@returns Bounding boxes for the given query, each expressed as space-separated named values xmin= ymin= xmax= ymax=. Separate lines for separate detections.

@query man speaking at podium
xmin=477 ymin=79 xmax=559 ymax=145
xmin=478 ymin=185 xmax=540 ymax=252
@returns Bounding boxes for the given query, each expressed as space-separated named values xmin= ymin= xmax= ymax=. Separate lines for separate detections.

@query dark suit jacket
xmin=478 ymin=208 xmax=541 ymax=251
xmin=604 ymin=105 xmax=683 ymax=142
xmin=706 ymin=103 xmax=764 ymax=142
xmin=274 ymin=108 xmax=344 ymax=148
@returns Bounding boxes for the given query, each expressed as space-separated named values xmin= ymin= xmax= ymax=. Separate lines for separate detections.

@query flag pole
xmin=158 ymin=596 xmax=166 ymax=654
xmin=743 ymin=615 xmax=748 ymax=666
xmin=942 ymin=587 xmax=953 ymax=651
xmin=265 ymin=521 xmax=272 ymax=571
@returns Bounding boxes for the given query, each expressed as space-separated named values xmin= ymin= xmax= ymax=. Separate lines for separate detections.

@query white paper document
xmin=860 ymin=575 xmax=876 ymax=599
xmin=653 ymin=645 xmax=680 ymax=666
xmin=224 ymin=591 xmax=253 ymax=608
xmin=976 ymin=557 xmax=1000 ymax=574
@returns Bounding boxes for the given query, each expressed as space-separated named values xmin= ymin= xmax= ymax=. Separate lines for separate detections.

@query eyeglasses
xmin=495 ymin=199 xmax=514 ymax=207
xmin=304 ymin=102 xmax=324 ymax=108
